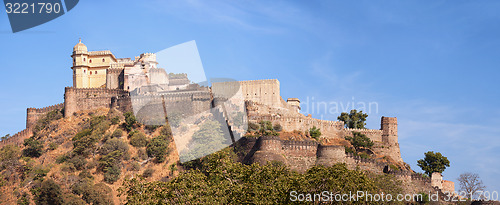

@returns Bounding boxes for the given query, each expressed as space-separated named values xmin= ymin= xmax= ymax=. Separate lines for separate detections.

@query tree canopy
xmin=344 ymin=132 xmax=374 ymax=151
xmin=417 ymin=151 xmax=450 ymax=176
xmin=337 ymin=110 xmax=368 ymax=129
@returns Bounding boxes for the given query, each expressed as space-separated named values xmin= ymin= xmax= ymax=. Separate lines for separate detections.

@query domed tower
xmin=71 ymin=39 xmax=89 ymax=88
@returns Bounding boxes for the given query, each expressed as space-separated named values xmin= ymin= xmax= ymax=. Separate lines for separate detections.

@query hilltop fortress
xmin=1 ymin=40 xmax=455 ymax=195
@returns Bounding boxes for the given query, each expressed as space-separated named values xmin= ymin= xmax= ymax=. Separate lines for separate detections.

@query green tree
xmin=123 ymin=112 xmax=137 ymax=131
xmin=35 ymin=179 xmax=63 ymax=205
xmin=337 ymin=109 xmax=368 ymax=129
xmin=72 ymin=129 xmax=98 ymax=157
xmin=308 ymin=126 xmax=321 ymax=140
xmin=417 ymin=151 xmax=450 ymax=176
xmin=344 ymin=132 xmax=374 ymax=151
xmin=22 ymin=137 xmax=43 ymax=158
xmin=0 ymin=144 xmax=21 ymax=170
xmin=147 ymin=135 xmax=169 ymax=163
xmin=82 ymin=183 xmax=114 ymax=205
xmin=129 ymin=131 xmax=148 ymax=147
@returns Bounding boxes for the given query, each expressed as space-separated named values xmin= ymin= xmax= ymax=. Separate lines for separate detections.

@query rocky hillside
xmin=0 ymin=108 xmax=179 ymax=204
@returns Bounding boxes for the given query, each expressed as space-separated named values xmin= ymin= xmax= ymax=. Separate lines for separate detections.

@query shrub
xmin=309 ymin=126 xmax=322 ymax=140
xmin=359 ymin=152 xmax=370 ymax=159
xmin=62 ymin=193 xmax=87 ymax=205
xmin=103 ymin=165 xmax=121 ymax=184
xmin=389 ymin=164 xmax=400 ymax=171
xmin=123 ymin=112 xmax=137 ymax=131
xmin=136 ymin=148 xmax=148 ymax=161
xmin=142 ymin=168 xmax=154 ymax=178
xmin=344 ymin=146 xmax=355 ymax=154
xmin=48 ymin=142 xmax=58 ymax=151
xmin=248 ymin=122 xmax=259 ymax=132
xmin=67 ymin=155 xmax=87 ymax=171
xmin=81 ymin=183 xmax=114 ymax=205
xmin=100 ymin=138 xmax=129 ymax=156
xmin=35 ymin=179 xmax=63 ymax=205
xmin=129 ymin=131 xmax=148 ymax=147
xmin=55 ymin=153 xmax=69 ymax=164
xmin=33 ymin=109 xmax=63 ymax=135
xmin=89 ymin=115 xmax=111 ymax=135
xmin=129 ymin=162 xmax=140 ymax=171
xmin=78 ymin=170 xmax=94 ymax=180
xmin=160 ymin=125 xmax=172 ymax=137
xmin=72 ymin=129 xmax=98 ymax=157
xmin=22 ymin=137 xmax=43 ymax=158
xmin=147 ymin=135 xmax=169 ymax=163
xmin=344 ymin=131 xmax=374 ymax=150
xmin=0 ymin=144 xmax=21 ymax=170
xmin=111 ymin=129 xmax=123 ymax=138
xmin=273 ymin=123 xmax=283 ymax=132
xmin=110 ymin=116 xmax=120 ymax=125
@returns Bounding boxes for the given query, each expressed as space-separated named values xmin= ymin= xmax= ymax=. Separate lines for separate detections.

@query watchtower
xmin=381 ymin=116 xmax=398 ymax=145
xmin=71 ymin=39 xmax=89 ymax=88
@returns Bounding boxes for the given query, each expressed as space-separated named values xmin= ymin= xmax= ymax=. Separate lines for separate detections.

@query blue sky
xmin=1 ymin=0 xmax=499 ymax=193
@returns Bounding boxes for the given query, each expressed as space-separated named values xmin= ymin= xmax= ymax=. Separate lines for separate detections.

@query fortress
xmin=0 ymin=40 xmax=455 ymax=195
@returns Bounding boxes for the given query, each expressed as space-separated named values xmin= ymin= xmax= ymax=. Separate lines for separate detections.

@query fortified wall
xmin=237 ymin=136 xmax=444 ymax=195
xmin=26 ymin=103 xmax=64 ymax=129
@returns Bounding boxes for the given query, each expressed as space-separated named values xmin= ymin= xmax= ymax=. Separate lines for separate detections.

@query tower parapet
xmin=381 ymin=116 xmax=398 ymax=145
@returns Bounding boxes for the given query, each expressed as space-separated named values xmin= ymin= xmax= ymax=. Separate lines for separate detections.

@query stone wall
xmin=238 ymin=136 xmax=444 ymax=195
xmin=64 ymin=87 xmax=131 ymax=117
xmin=249 ymin=114 xmax=345 ymax=138
xmin=0 ymin=128 xmax=32 ymax=148
xmin=212 ymin=79 xmax=281 ymax=108
xmin=245 ymin=136 xmax=389 ymax=173
xmin=26 ymin=103 xmax=64 ymax=129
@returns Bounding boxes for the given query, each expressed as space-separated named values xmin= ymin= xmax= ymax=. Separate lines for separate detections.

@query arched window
xmin=95 ymin=71 xmax=97 ymax=74
xmin=90 ymin=71 xmax=92 ymax=75
xmin=102 ymin=58 xmax=105 ymax=62
xmin=89 ymin=59 xmax=92 ymax=63
xmin=84 ymin=70 xmax=86 ymax=74
xmin=83 ymin=58 xmax=86 ymax=62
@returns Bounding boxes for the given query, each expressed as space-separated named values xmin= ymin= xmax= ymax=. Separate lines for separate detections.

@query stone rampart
xmin=249 ymin=115 xmax=344 ymax=138
xmin=342 ymin=128 xmax=384 ymax=142
xmin=64 ymin=87 xmax=130 ymax=117
xmin=0 ymin=128 xmax=32 ymax=149
xmin=26 ymin=103 xmax=64 ymax=129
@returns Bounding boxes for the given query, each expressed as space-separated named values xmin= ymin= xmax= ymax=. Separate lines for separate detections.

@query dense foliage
xmin=121 ymin=148 xmax=404 ymax=204
xmin=337 ymin=110 xmax=368 ymax=129
xmin=417 ymin=151 xmax=450 ymax=176
xmin=344 ymin=132 xmax=374 ymax=151
xmin=146 ymin=135 xmax=170 ymax=163
xmin=308 ymin=126 xmax=322 ymax=140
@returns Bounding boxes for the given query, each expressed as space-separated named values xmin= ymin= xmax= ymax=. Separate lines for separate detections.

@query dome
xmin=73 ymin=39 xmax=87 ymax=53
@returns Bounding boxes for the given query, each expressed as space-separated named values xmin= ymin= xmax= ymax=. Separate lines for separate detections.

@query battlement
xmin=65 ymin=87 xmax=129 ymax=95
xmin=27 ymin=103 xmax=64 ymax=113
xmin=282 ymin=139 xmax=319 ymax=147
xmin=0 ymin=128 xmax=32 ymax=148
xmin=343 ymin=128 xmax=383 ymax=134
xmin=237 ymin=79 xmax=279 ymax=84
xmin=381 ymin=116 xmax=397 ymax=124
xmin=88 ymin=50 xmax=114 ymax=56
xmin=26 ymin=103 xmax=64 ymax=129
xmin=107 ymin=68 xmax=124 ymax=74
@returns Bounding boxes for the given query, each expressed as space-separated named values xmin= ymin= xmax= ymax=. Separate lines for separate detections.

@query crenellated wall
xmin=249 ymin=115 xmax=345 ymax=138
xmin=64 ymin=87 xmax=131 ymax=117
xmin=26 ymin=103 xmax=64 ymax=129
xmin=246 ymin=136 xmax=390 ymax=173
xmin=238 ymin=136 xmax=445 ymax=195
xmin=0 ymin=128 xmax=32 ymax=148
